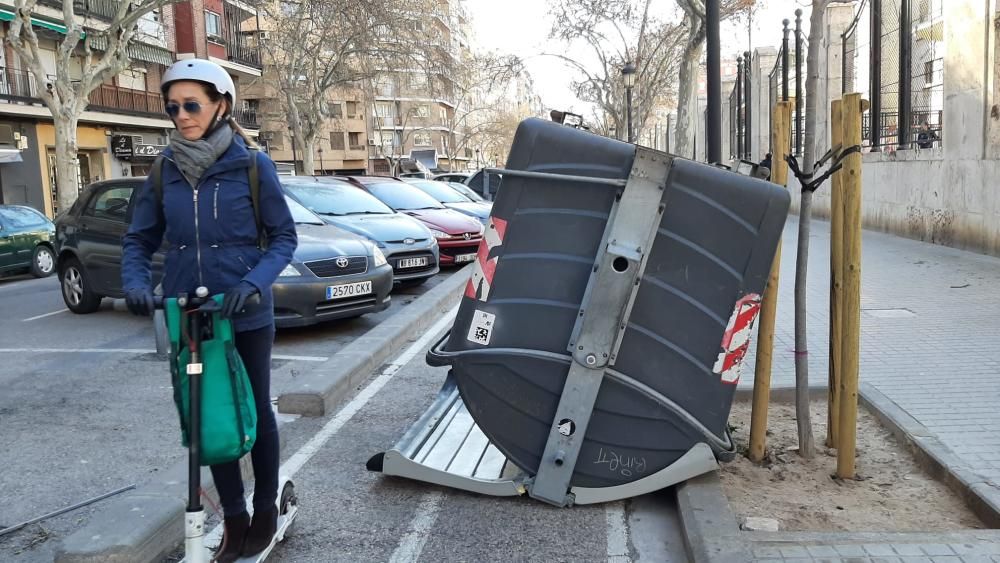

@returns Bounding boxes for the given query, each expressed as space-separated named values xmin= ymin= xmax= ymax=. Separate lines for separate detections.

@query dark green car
xmin=0 ymin=204 xmax=56 ymax=278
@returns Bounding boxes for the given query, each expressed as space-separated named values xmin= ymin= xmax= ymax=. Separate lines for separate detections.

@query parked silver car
xmin=281 ymin=178 xmax=440 ymax=286
xmin=401 ymin=178 xmax=492 ymax=224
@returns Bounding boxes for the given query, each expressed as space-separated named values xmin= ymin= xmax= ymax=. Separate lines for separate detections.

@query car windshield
xmin=448 ymin=182 xmax=485 ymax=202
xmin=0 ymin=206 xmax=50 ymax=228
xmin=282 ymin=182 xmax=394 ymax=216
xmin=283 ymin=195 xmax=324 ymax=225
xmin=365 ymin=182 xmax=446 ymax=210
xmin=406 ymin=180 xmax=472 ymax=204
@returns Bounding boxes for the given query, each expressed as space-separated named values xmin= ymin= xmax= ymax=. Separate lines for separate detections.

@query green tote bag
xmin=165 ymin=295 xmax=257 ymax=466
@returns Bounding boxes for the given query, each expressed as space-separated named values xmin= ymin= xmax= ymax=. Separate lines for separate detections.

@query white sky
xmin=467 ymin=0 xmax=814 ymax=115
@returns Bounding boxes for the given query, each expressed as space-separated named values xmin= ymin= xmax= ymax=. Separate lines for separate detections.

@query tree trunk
xmin=792 ymin=0 xmax=829 ymax=459
xmin=675 ymin=16 xmax=704 ymax=159
xmin=300 ymin=136 xmax=316 ymax=176
xmin=52 ymin=114 xmax=81 ymax=214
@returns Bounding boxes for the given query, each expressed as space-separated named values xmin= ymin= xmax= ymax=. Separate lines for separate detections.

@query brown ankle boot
xmin=241 ymin=506 xmax=278 ymax=557
xmin=213 ymin=511 xmax=250 ymax=563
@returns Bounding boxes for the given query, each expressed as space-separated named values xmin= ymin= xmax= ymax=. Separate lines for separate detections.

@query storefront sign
xmin=111 ymin=135 xmax=134 ymax=159
xmin=133 ymin=144 xmax=165 ymax=158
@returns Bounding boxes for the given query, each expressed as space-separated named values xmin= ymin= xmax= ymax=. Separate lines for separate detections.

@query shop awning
xmin=0 ymin=9 xmax=71 ymax=35
xmin=0 ymin=148 xmax=24 ymax=164
xmin=87 ymin=34 xmax=173 ymax=66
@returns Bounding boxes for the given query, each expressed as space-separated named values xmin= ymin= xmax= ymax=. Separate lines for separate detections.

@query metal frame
xmin=527 ymin=148 xmax=672 ymax=506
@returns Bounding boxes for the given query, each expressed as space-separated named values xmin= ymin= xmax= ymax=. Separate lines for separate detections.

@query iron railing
xmin=233 ymin=106 xmax=260 ymax=129
xmin=0 ymin=67 xmax=39 ymax=102
xmin=222 ymin=1 xmax=262 ymax=68
xmin=88 ymin=84 xmax=163 ymax=116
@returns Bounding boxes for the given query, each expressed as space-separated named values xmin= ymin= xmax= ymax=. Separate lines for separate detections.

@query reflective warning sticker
xmin=466 ymin=216 xmax=508 ymax=302
xmin=466 ymin=309 xmax=497 ymax=346
xmin=713 ymin=293 xmax=762 ymax=385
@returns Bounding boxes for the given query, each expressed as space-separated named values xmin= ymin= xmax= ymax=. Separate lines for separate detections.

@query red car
xmin=336 ymin=176 xmax=484 ymax=266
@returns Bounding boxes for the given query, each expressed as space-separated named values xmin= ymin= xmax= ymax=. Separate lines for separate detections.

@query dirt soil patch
xmin=719 ymin=399 xmax=985 ymax=532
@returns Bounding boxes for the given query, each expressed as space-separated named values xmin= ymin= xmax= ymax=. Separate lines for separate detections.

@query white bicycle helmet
xmin=161 ymin=59 xmax=236 ymax=114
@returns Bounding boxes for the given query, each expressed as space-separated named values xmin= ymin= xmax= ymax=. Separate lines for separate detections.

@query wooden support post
xmin=827 ymin=99 xmax=844 ymax=449
xmin=837 ymin=93 xmax=863 ymax=479
xmin=749 ymin=100 xmax=792 ymax=463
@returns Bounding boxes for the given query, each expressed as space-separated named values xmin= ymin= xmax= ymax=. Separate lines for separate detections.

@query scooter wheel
xmin=279 ymin=482 xmax=297 ymax=514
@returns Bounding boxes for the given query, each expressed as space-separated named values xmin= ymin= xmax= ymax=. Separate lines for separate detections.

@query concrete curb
xmin=56 ymin=270 xmax=470 ymax=562
xmin=277 ymin=267 xmax=469 ymax=416
xmin=859 ymin=382 xmax=1000 ymax=529
xmin=675 ymin=472 xmax=752 ymax=562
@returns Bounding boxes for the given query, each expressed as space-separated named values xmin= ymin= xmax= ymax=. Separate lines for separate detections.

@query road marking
xmin=199 ymin=306 xmax=460 ymax=555
xmin=22 ymin=309 xmax=68 ymax=322
xmin=606 ymin=501 xmax=633 ymax=563
xmin=388 ymin=490 xmax=445 ymax=563
xmin=0 ymin=348 xmax=328 ymax=362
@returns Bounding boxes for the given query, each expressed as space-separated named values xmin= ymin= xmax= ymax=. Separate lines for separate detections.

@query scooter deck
xmin=233 ymin=506 xmax=298 ymax=563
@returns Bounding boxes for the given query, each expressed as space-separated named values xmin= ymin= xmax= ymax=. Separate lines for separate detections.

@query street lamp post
xmin=621 ymin=62 xmax=637 ymax=143
xmin=318 ymin=146 xmax=325 ymax=175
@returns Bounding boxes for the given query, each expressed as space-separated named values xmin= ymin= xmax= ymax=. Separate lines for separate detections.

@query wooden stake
xmin=827 ymin=99 xmax=844 ymax=449
xmin=749 ymin=100 xmax=792 ymax=463
xmin=837 ymin=93 xmax=863 ymax=480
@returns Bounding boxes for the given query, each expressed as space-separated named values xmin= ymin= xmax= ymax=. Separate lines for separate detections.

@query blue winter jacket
xmin=121 ymin=136 xmax=297 ymax=332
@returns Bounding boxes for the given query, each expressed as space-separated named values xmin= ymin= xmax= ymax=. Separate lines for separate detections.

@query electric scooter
xmin=156 ymin=286 xmax=298 ymax=563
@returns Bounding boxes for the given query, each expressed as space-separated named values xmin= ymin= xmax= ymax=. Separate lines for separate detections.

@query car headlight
xmin=279 ymin=264 xmax=301 ymax=277
xmin=477 ymin=223 xmax=485 ymax=234
xmin=429 ymin=228 xmax=448 ymax=238
xmin=372 ymin=246 xmax=388 ymax=267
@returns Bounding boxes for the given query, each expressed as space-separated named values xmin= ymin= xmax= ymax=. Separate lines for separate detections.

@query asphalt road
xmin=0 ymin=271 xmax=447 ymax=562
xmin=1 ymin=271 xmax=688 ymax=562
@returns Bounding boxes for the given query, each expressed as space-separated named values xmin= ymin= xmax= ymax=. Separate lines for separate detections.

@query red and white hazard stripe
xmin=465 ymin=216 xmax=508 ymax=302
xmin=712 ymin=293 xmax=762 ymax=385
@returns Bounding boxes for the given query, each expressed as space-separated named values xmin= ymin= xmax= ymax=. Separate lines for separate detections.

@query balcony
xmin=38 ymin=0 xmax=119 ymax=21
xmin=0 ymin=67 xmax=39 ymax=103
xmin=233 ymin=106 xmax=260 ymax=129
xmin=88 ymin=84 xmax=165 ymax=116
xmin=223 ymin=1 xmax=262 ymax=69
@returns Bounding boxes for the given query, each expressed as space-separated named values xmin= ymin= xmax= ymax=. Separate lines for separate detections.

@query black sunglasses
xmin=164 ymin=101 xmax=204 ymax=118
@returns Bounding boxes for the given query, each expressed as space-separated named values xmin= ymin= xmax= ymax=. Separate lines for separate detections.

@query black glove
xmin=125 ymin=287 xmax=155 ymax=316
xmin=221 ymin=281 xmax=259 ymax=319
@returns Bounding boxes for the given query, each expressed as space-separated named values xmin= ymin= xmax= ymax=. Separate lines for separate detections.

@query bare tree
xmin=547 ymin=0 xmax=686 ymax=143
xmin=437 ymin=53 xmax=522 ymax=171
xmin=791 ymin=0 xmax=833 ymax=460
xmin=7 ymin=0 xmax=179 ymax=212
xmin=673 ymin=0 xmax=754 ymax=158
xmin=255 ymin=0 xmax=425 ymax=175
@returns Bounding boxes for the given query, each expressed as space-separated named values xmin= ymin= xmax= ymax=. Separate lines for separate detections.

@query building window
xmin=205 ymin=11 xmax=223 ymax=42
xmin=330 ymin=102 xmax=343 ymax=118
xmin=348 ymin=132 xmax=361 ymax=148
xmin=330 ymin=131 xmax=345 ymax=150
xmin=346 ymin=101 xmax=358 ymax=117
xmin=410 ymin=104 xmax=430 ymax=118
xmin=413 ymin=131 xmax=432 ymax=146
xmin=410 ymin=73 xmax=428 ymax=90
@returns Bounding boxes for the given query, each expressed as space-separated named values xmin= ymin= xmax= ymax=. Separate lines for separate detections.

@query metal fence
xmin=841 ymin=0 xmax=945 ymax=149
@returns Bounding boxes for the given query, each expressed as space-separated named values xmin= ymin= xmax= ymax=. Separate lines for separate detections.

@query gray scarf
xmin=169 ymin=123 xmax=234 ymax=187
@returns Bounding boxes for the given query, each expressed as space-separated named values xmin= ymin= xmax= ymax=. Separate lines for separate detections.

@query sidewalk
xmin=741 ymin=216 xmax=1000 ymax=490
xmin=728 ymin=216 xmax=1000 ymax=561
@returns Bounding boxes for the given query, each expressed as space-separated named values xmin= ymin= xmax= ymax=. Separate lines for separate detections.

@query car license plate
xmin=398 ymin=257 xmax=429 ymax=268
xmin=455 ymin=253 xmax=477 ymax=263
xmin=326 ymin=281 xmax=372 ymax=300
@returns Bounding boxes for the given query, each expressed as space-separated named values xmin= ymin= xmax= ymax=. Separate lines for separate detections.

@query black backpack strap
xmin=247 ymin=148 xmax=267 ymax=250
xmin=151 ymin=155 xmax=165 ymax=204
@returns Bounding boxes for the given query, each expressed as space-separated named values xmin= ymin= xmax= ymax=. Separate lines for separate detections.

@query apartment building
xmin=0 ymin=0 xmax=263 ymax=216
xmin=370 ymin=0 xmax=473 ymax=175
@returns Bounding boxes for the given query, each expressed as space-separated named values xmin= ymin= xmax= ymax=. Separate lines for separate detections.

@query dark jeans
xmin=210 ymin=324 xmax=279 ymax=517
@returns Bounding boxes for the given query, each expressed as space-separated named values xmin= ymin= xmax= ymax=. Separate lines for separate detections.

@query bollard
xmin=837 ymin=93 xmax=863 ymax=479
xmin=749 ymin=100 xmax=792 ymax=463
xmin=827 ymin=99 xmax=844 ymax=449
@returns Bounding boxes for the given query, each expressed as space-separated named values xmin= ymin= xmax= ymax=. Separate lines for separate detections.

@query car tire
xmin=59 ymin=257 xmax=102 ymax=314
xmin=30 ymin=245 xmax=56 ymax=278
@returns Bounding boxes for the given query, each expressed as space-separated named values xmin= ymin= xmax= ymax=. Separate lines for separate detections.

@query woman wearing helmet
xmin=121 ymin=59 xmax=297 ymax=561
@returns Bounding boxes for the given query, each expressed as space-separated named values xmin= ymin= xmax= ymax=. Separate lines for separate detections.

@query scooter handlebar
xmin=112 ymin=292 xmax=259 ymax=312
